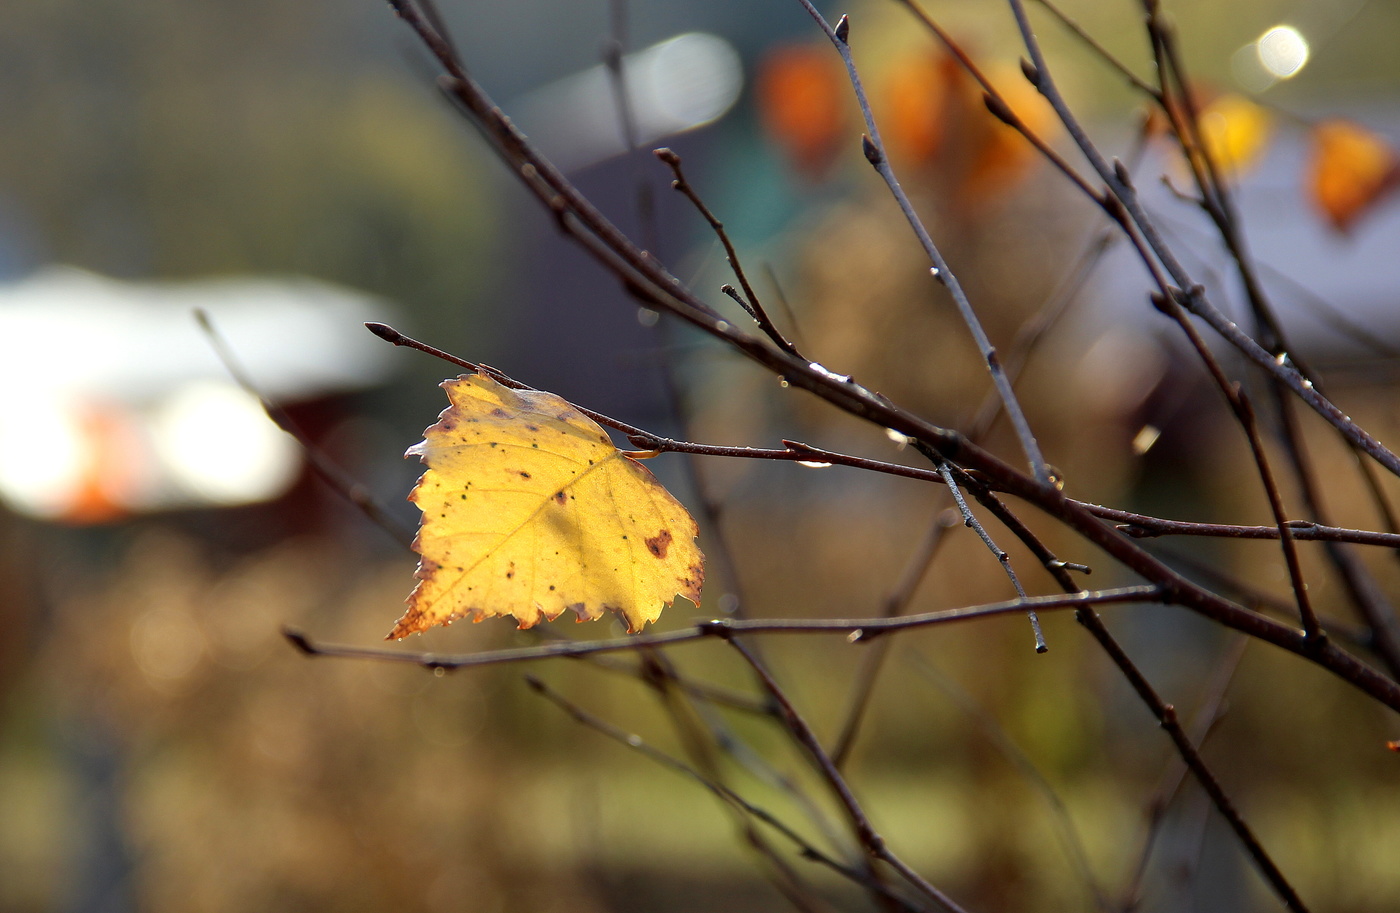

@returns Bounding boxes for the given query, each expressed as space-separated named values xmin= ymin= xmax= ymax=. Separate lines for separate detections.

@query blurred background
xmin=4 ymin=0 xmax=1400 ymax=911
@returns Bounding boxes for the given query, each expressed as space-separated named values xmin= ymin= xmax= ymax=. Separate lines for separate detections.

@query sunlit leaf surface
xmin=390 ymin=373 xmax=704 ymax=639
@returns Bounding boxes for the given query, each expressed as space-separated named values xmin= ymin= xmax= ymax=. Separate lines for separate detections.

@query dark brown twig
xmin=564 ymin=649 xmax=770 ymax=715
xmin=1078 ymin=612 xmax=1309 ymax=913
xmin=997 ymin=0 xmax=1400 ymax=479
xmin=1048 ymin=0 xmax=1400 ymax=662
xmin=1162 ymin=17 xmax=1400 ymax=673
xmin=722 ymin=636 xmax=970 ymax=913
xmin=1119 ymin=637 xmax=1248 ymax=912
xmin=953 ymin=471 xmax=1310 ymax=913
xmin=887 ymin=0 xmax=1103 ymax=203
xmin=1160 ymin=300 xmax=1320 ymax=639
xmin=525 ymin=676 xmax=924 ymax=912
xmin=830 ymin=209 xmax=1130 ymax=767
xmin=1030 ymin=0 xmax=1160 ymax=99
xmin=1095 ymin=508 xmax=1400 ymax=549
xmin=907 ymin=652 xmax=1113 ymax=911
xmin=283 ymin=586 xmax=1163 ymax=669
xmin=367 ymin=323 xmax=1400 ymax=555
xmin=913 ymin=446 xmax=1309 ymax=911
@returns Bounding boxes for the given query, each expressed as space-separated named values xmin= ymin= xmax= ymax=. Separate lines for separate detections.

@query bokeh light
xmin=151 ymin=381 xmax=300 ymax=507
xmin=1258 ymin=25 xmax=1311 ymax=80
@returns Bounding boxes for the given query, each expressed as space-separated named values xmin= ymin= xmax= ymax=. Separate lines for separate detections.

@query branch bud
xmin=1113 ymin=157 xmax=1133 ymax=187
xmin=1019 ymin=57 xmax=1040 ymax=87
xmin=983 ymin=93 xmax=1015 ymax=126
xmin=861 ymin=134 xmax=882 ymax=165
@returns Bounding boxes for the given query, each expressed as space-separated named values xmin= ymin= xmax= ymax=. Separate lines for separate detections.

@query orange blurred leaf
xmin=1309 ymin=119 xmax=1400 ymax=233
xmin=880 ymin=52 xmax=958 ymax=166
xmin=958 ymin=63 xmax=1060 ymax=205
xmin=389 ymin=373 xmax=704 ymax=639
xmin=66 ymin=401 xmax=143 ymax=525
xmin=755 ymin=44 xmax=850 ymax=180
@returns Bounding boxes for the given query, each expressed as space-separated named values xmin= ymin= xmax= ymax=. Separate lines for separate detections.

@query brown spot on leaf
xmin=491 ymin=408 xmax=510 ymax=418
xmin=645 ymin=529 xmax=673 ymax=558
xmin=518 ymin=470 xmax=531 ymax=479
xmin=553 ymin=491 xmax=567 ymax=505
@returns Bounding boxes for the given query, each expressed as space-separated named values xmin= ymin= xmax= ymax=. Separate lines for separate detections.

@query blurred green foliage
xmin=0 ymin=0 xmax=500 ymax=365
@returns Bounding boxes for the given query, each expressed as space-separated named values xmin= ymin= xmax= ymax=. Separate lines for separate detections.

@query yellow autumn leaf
xmin=388 ymin=373 xmax=704 ymax=639
xmin=1197 ymin=93 xmax=1272 ymax=176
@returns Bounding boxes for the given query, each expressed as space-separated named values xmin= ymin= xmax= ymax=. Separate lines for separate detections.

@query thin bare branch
xmin=831 ymin=509 xmax=958 ymax=769
xmin=526 ymin=676 xmax=923 ymax=912
xmin=1077 ymin=610 xmax=1310 ymax=913
xmin=283 ymin=586 xmax=1163 ymax=669
xmin=1029 ymin=0 xmax=1160 ymax=98
xmin=1119 ymin=637 xmax=1247 ymax=912
xmin=794 ymin=1 xmax=1051 ymax=485
xmin=654 ymin=147 xmax=800 ymax=357
xmin=1098 ymin=508 xmax=1400 ymax=549
xmin=996 ymin=0 xmax=1400 ymax=479
xmin=936 ymin=460 xmax=1046 ymax=652
xmin=962 ymin=476 xmax=1311 ymax=913
xmin=370 ymin=0 xmax=1400 ymax=713
xmin=196 ymin=310 xmax=415 ymax=547
xmin=908 ymin=653 xmax=1113 ymax=911
xmin=723 ymin=636 xmax=971 ymax=913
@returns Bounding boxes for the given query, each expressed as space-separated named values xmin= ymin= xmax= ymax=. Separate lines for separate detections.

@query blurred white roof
xmin=1087 ymin=108 xmax=1400 ymax=368
xmin=0 ymin=266 xmax=399 ymax=520
xmin=0 ymin=265 xmax=397 ymax=404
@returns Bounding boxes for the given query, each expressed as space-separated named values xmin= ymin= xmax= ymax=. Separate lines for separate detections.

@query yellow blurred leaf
xmin=1197 ymin=93 xmax=1272 ymax=176
xmin=1309 ymin=118 xmax=1400 ymax=233
xmin=389 ymin=374 xmax=704 ymax=639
